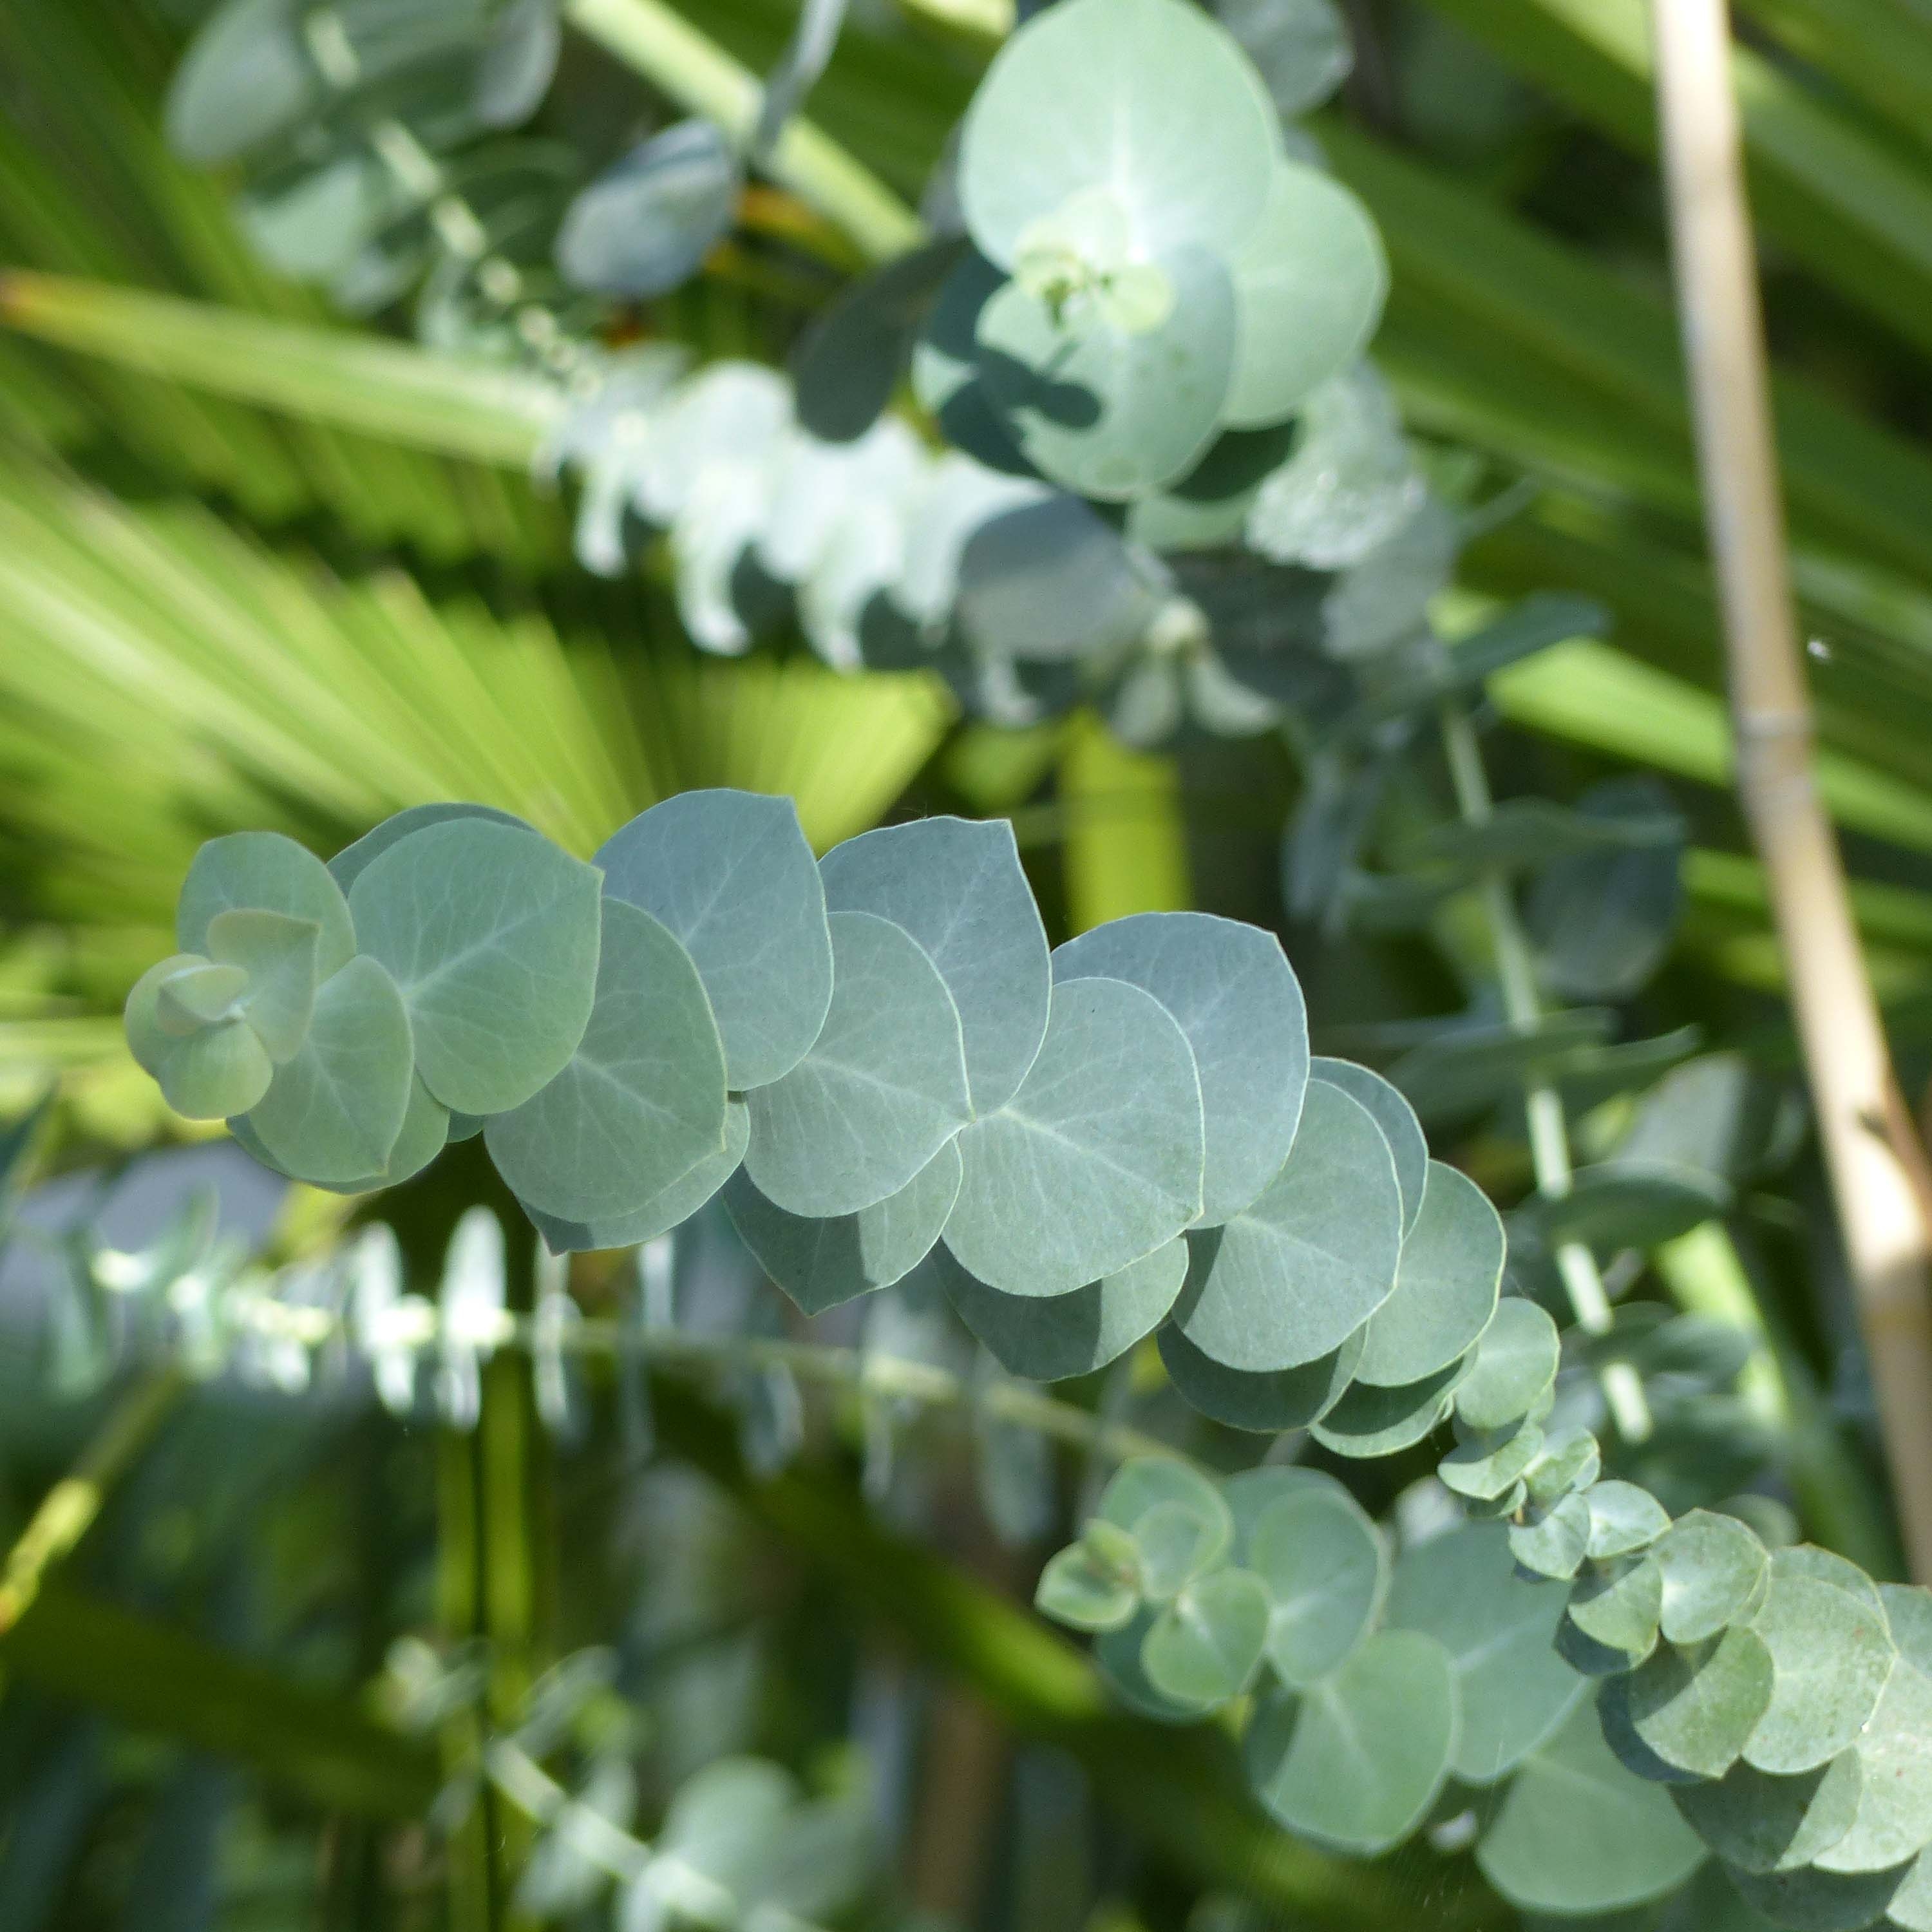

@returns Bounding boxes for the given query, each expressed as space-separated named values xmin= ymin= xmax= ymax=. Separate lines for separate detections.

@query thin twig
xmin=1648 ymin=0 xmax=1932 ymax=1577
xmin=0 ymin=1365 xmax=186 ymax=1634
xmin=1437 ymin=700 xmax=1653 ymax=1441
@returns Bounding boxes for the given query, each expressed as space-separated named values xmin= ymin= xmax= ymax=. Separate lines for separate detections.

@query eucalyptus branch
xmin=562 ymin=0 xmax=927 ymax=264
xmin=1649 ymin=0 xmax=1932 ymax=1578
xmin=1436 ymin=699 xmax=1653 ymax=1441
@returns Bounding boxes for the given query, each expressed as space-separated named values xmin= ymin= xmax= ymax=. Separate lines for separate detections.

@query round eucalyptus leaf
xmin=1036 ymin=1539 xmax=1138 ymax=1633
xmin=1511 ymin=1492 xmax=1593 ymax=1582
xmin=245 ymin=956 xmax=414 ymax=1184
xmin=1053 ymin=911 xmax=1307 ymax=1225
xmin=126 ymin=954 xmax=212 ymax=1066
xmin=933 ymin=1238 xmax=1184 ymax=1380
xmin=556 ymin=120 xmax=739 ymax=298
xmin=203 ymin=908 xmax=320 ymax=1063
xmin=596 ymin=790 xmax=833 ymax=1092
xmin=1142 ymin=1569 xmax=1271 ymax=1706
xmin=1309 ymin=1352 xmax=1466 ymax=1458
xmin=269 ymin=1071 xmax=455 ymax=1197
xmin=180 ymin=831 xmax=355 ymax=978
xmin=1098 ymin=1457 xmax=1230 ymax=1553
xmin=911 ymin=251 xmax=1039 ymax=480
xmin=954 ymin=493 xmax=1163 ymax=663
xmin=976 ymin=244 xmax=1238 ymax=500
xmin=1569 ymin=1553 xmax=1664 ymax=1663
xmin=726 ymin=1142 xmax=961 ymax=1316
xmin=1676 ymin=1753 xmax=1864 ymax=1875
xmin=165 ymin=0 xmax=316 ymax=164
xmin=1778 ymin=1546 xmax=1888 ymax=1623
xmin=1169 ymin=1079 xmax=1401 ymax=1371
xmin=153 ymin=1012 xmax=274 ymax=1120
xmin=1223 ymin=160 xmax=1385 ymax=429
xmin=958 ymin=0 xmax=1280 ymax=268
xmin=1658 ymin=1510 xmax=1771 ymax=1645
xmin=1387 ymin=1523 xmax=1586 ymax=1785
xmin=1356 ymin=1161 xmax=1503 ymax=1386
xmin=1244 ymin=1629 xmax=1457 ymax=1854
xmin=154 ymin=961 xmax=249 ymax=1030
xmin=1246 ymin=1486 xmax=1385 ymax=1687
xmin=1586 ymin=1481 xmax=1674 ymax=1560
xmin=1729 ymin=1864 xmax=1910 ymax=1932
xmin=1616 ymin=1627 xmax=1776 ymax=1781
xmin=1137 ymin=1513 xmax=1230 ymax=1609
xmin=1157 ymin=1317 xmax=1361 ymax=1431
xmin=1453 ymin=1298 xmax=1561 ymax=1434
xmin=1440 ymin=1419 xmax=1544 ymax=1502
xmin=1214 ymin=0 xmax=1351 ymax=116
xmin=820 ymin=816 xmax=1050 ymax=1114
xmin=485 ymin=900 xmax=728 ymax=1223
xmin=1745 ymin=1557 xmax=1896 ymax=1777
xmin=527 ymin=1100 xmax=749 ymax=1255
xmin=1309 ymin=1056 xmax=1426 ymax=1233
xmin=1095 ymin=1605 xmax=1226 ymax=1723
xmin=1477 ymin=1697 xmax=1708 ymax=1915
xmin=348 ymin=819 xmax=601 ymax=1117
xmin=743 ymin=910 xmax=971 ymax=1218
xmin=943 ymin=976 xmax=1204 ymax=1297
xmin=328 ymin=804 xmax=534 ymax=893
xmin=1812 ymin=1659 xmax=1932 ymax=1875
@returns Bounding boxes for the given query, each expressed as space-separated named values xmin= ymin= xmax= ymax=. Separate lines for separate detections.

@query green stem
xmin=1437 ymin=699 xmax=1653 ymax=1440
xmin=562 ymin=0 xmax=928 ymax=265
xmin=437 ymin=1428 xmax=495 ymax=1932
xmin=0 ymin=1365 xmax=186 ymax=1636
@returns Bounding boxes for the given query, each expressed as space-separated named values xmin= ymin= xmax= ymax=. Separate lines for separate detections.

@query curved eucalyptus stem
xmin=1436 ymin=697 xmax=1653 ymax=1441
xmin=562 ymin=0 xmax=927 ymax=264
xmin=1649 ymin=0 xmax=1932 ymax=1577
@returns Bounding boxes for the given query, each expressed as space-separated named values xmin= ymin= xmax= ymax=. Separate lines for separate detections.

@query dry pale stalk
xmin=1648 ymin=0 xmax=1932 ymax=1577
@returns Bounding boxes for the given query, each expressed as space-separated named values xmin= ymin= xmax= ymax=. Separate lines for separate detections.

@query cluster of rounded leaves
xmin=1041 ymin=1403 xmax=1932 ymax=1927
xmin=124 ymin=788 xmax=1518 ymax=1406
xmin=536 ymin=0 xmax=1439 ymax=743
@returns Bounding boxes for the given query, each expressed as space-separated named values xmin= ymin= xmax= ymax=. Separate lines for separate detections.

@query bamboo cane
xmin=1648 ymin=0 xmax=1932 ymax=1578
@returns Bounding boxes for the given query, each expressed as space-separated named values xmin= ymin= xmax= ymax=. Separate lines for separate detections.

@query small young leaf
xmin=348 ymin=819 xmax=601 ymax=1116
xmin=204 ymin=907 xmax=320 ymax=1061
xmin=743 ymin=911 xmax=971 ymax=1218
xmin=1656 ymin=1510 xmax=1770 ymax=1644
xmin=1245 ymin=1629 xmax=1457 ymax=1853
xmin=1453 ymin=1298 xmax=1560 ymax=1434
xmin=179 ymin=830 xmax=355 ymax=977
xmin=1095 ymin=1606 xmax=1227 ymax=1723
xmin=1168 ymin=1079 xmax=1402 ymax=1370
xmin=1568 ymin=1554 xmax=1663 ymax=1665
xmin=556 ymin=120 xmax=739 ymax=299
xmin=1245 ymin=1486 xmax=1386 ymax=1687
xmin=1037 ymin=1539 xmax=1139 ymax=1633
xmin=1141 ymin=1569 xmax=1270 ymax=1705
xmin=1440 ymin=1419 xmax=1544 ymax=1502
xmin=1097 ymin=1458 xmax=1231 ymax=1565
xmin=157 ymin=1014 xmax=274 ymax=1119
xmin=155 ymin=960 xmax=249 ymax=1028
xmin=1511 ymin=1493 xmax=1593 ymax=1582
xmin=1524 ymin=1426 xmax=1602 ymax=1509
xmin=1586 ymin=1481 xmax=1674 ymax=1560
